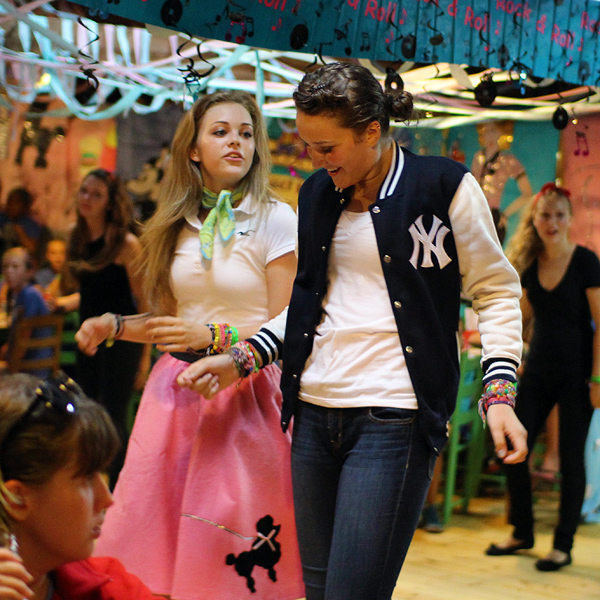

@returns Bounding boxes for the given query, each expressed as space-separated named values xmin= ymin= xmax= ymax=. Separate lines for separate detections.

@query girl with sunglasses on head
xmin=487 ymin=183 xmax=600 ymax=570
xmin=0 ymin=373 xmax=158 ymax=600
xmin=75 ymin=91 xmax=301 ymax=600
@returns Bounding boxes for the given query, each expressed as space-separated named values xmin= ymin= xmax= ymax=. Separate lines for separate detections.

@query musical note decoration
xmin=498 ymin=45 xmax=511 ymax=69
xmin=427 ymin=21 xmax=444 ymax=46
xmin=574 ymin=129 xmax=589 ymax=156
xmin=360 ymin=32 xmax=371 ymax=52
xmin=56 ymin=0 xmax=600 ymax=88
xmin=290 ymin=24 xmax=309 ymax=51
xmin=578 ymin=61 xmax=591 ymax=83
xmin=401 ymin=35 xmax=416 ymax=60
xmin=333 ymin=19 xmax=352 ymax=56
xmin=224 ymin=11 xmax=254 ymax=44
xmin=161 ymin=0 xmax=183 ymax=27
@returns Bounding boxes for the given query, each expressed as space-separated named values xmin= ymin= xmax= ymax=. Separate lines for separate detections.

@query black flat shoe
xmin=486 ymin=540 xmax=534 ymax=556
xmin=535 ymin=554 xmax=572 ymax=571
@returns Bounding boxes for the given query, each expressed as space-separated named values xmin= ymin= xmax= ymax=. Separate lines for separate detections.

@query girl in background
xmin=68 ymin=169 xmax=150 ymax=486
xmin=76 ymin=91 xmax=302 ymax=600
xmin=487 ymin=183 xmax=600 ymax=570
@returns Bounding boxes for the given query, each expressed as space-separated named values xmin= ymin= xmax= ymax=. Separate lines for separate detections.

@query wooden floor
xmin=394 ymin=488 xmax=600 ymax=599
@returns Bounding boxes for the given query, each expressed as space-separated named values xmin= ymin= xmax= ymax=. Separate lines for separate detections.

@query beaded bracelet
xmin=228 ymin=341 xmax=262 ymax=378
xmin=477 ymin=379 xmax=517 ymax=425
xmin=205 ymin=323 xmax=239 ymax=354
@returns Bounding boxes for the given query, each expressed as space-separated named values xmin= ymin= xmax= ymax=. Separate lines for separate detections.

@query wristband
xmin=106 ymin=313 xmax=123 ymax=348
xmin=228 ymin=341 xmax=262 ymax=378
xmin=205 ymin=323 xmax=239 ymax=354
xmin=590 ymin=375 xmax=600 ymax=385
xmin=477 ymin=379 xmax=517 ymax=425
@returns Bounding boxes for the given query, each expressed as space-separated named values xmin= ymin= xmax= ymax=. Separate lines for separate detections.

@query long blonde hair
xmin=506 ymin=182 xmax=572 ymax=276
xmin=139 ymin=91 xmax=272 ymax=310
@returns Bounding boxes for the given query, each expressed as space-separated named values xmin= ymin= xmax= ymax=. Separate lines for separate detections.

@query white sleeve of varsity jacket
xmin=449 ymin=172 xmax=522 ymax=377
xmin=247 ymin=306 xmax=288 ymax=366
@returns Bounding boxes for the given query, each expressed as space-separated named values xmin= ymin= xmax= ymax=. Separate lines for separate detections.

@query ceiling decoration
xmin=0 ymin=0 xmax=599 ymax=127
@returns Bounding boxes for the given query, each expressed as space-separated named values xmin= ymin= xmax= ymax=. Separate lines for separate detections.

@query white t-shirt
xmin=299 ymin=209 xmax=418 ymax=409
xmin=170 ymin=193 xmax=296 ymax=327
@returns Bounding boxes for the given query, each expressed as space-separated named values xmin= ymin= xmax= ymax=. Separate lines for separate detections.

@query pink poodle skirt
xmin=95 ymin=354 xmax=304 ymax=600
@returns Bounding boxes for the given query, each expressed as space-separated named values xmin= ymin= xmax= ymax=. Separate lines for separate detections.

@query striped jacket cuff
xmin=481 ymin=357 xmax=519 ymax=385
xmin=247 ymin=327 xmax=283 ymax=367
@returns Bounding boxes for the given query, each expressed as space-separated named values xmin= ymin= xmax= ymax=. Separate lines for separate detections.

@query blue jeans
xmin=291 ymin=402 xmax=435 ymax=600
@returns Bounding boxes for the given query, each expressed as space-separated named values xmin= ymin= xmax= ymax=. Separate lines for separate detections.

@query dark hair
xmin=0 ymin=375 xmax=119 ymax=484
xmin=6 ymin=188 xmax=34 ymax=212
xmin=0 ymin=374 xmax=119 ymax=538
xmin=68 ymin=168 xmax=137 ymax=273
xmin=293 ymin=63 xmax=414 ymax=136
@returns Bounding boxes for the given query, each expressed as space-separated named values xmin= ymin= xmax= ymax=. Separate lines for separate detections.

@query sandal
xmin=486 ymin=539 xmax=533 ymax=556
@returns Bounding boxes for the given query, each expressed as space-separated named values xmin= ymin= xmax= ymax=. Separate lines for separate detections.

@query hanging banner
xmin=66 ymin=0 xmax=600 ymax=86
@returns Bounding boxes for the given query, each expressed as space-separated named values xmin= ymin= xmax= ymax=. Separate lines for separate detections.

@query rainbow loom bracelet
xmin=477 ymin=379 xmax=517 ymax=424
xmin=228 ymin=341 xmax=262 ymax=378
xmin=205 ymin=323 xmax=239 ymax=354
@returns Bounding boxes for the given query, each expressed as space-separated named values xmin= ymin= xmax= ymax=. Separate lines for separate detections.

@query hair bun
xmin=384 ymin=89 xmax=414 ymax=123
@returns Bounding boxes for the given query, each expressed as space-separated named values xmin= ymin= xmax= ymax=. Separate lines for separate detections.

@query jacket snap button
xmin=321 ymin=246 xmax=326 ymax=251
xmin=303 ymin=333 xmax=309 ymax=338
xmin=405 ymin=346 xmax=414 ymax=353
xmin=394 ymin=301 xmax=402 ymax=309
xmin=293 ymin=373 xmax=298 ymax=379
xmin=373 ymin=206 xmax=380 ymax=213
xmin=384 ymin=255 xmax=391 ymax=263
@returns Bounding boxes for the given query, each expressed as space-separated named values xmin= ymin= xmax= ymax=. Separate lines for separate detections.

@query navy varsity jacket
xmin=250 ymin=145 xmax=522 ymax=453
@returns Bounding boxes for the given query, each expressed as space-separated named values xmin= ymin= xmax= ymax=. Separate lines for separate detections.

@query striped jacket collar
xmin=333 ymin=141 xmax=404 ymax=200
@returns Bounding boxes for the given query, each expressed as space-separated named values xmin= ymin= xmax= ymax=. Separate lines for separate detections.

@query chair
xmin=59 ymin=310 xmax=79 ymax=372
xmin=442 ymin=348 xmax=485 ymax=524
xmin=6 ymin=313 xmax=65 ymax=376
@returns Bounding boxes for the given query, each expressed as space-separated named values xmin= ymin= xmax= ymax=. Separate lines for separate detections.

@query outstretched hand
xmin=177 ymin=354 xmax=240 ymax=398
xmin=486 ymin=403 xmax=528 ymax=464
xmin=75 ymin=314 xmax=115 ymax=356
xmin=0 ymin=548 xmax=33 ymax=600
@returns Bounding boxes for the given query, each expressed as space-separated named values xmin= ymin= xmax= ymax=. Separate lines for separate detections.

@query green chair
xmin=59 ymin=310 xmax=79 ymax=372
xmin=442 ymin=349 xmax=485 ymax=524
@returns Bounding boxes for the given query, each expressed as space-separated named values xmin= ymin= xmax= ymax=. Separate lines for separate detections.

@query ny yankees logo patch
xmin=408 ymin=215 xmax=451 ymax=269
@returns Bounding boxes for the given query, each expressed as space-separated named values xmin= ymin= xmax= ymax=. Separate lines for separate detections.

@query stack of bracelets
xmin=205 ymin=323 xmax=239 ymax=354
xmin=478 ymin=379 xmax=517 ymax=424
xmin=228 ymin=341 xmax=262 ymax=378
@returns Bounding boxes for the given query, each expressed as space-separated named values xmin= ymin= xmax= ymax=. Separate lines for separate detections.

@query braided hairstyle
xmin=293 ymin=62 xmax=414 ymax=137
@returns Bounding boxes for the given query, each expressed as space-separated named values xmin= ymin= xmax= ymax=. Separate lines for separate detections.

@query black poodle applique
xmin=226 ymin=515 xmax=282 ymax=594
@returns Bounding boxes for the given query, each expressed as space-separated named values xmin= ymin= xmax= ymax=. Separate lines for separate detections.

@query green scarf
xmin=199 ymin=186 xmax=244 ymax=260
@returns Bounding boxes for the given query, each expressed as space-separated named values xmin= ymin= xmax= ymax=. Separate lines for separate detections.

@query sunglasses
xmin=1 ymin=374 xmax=81 ymax=454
